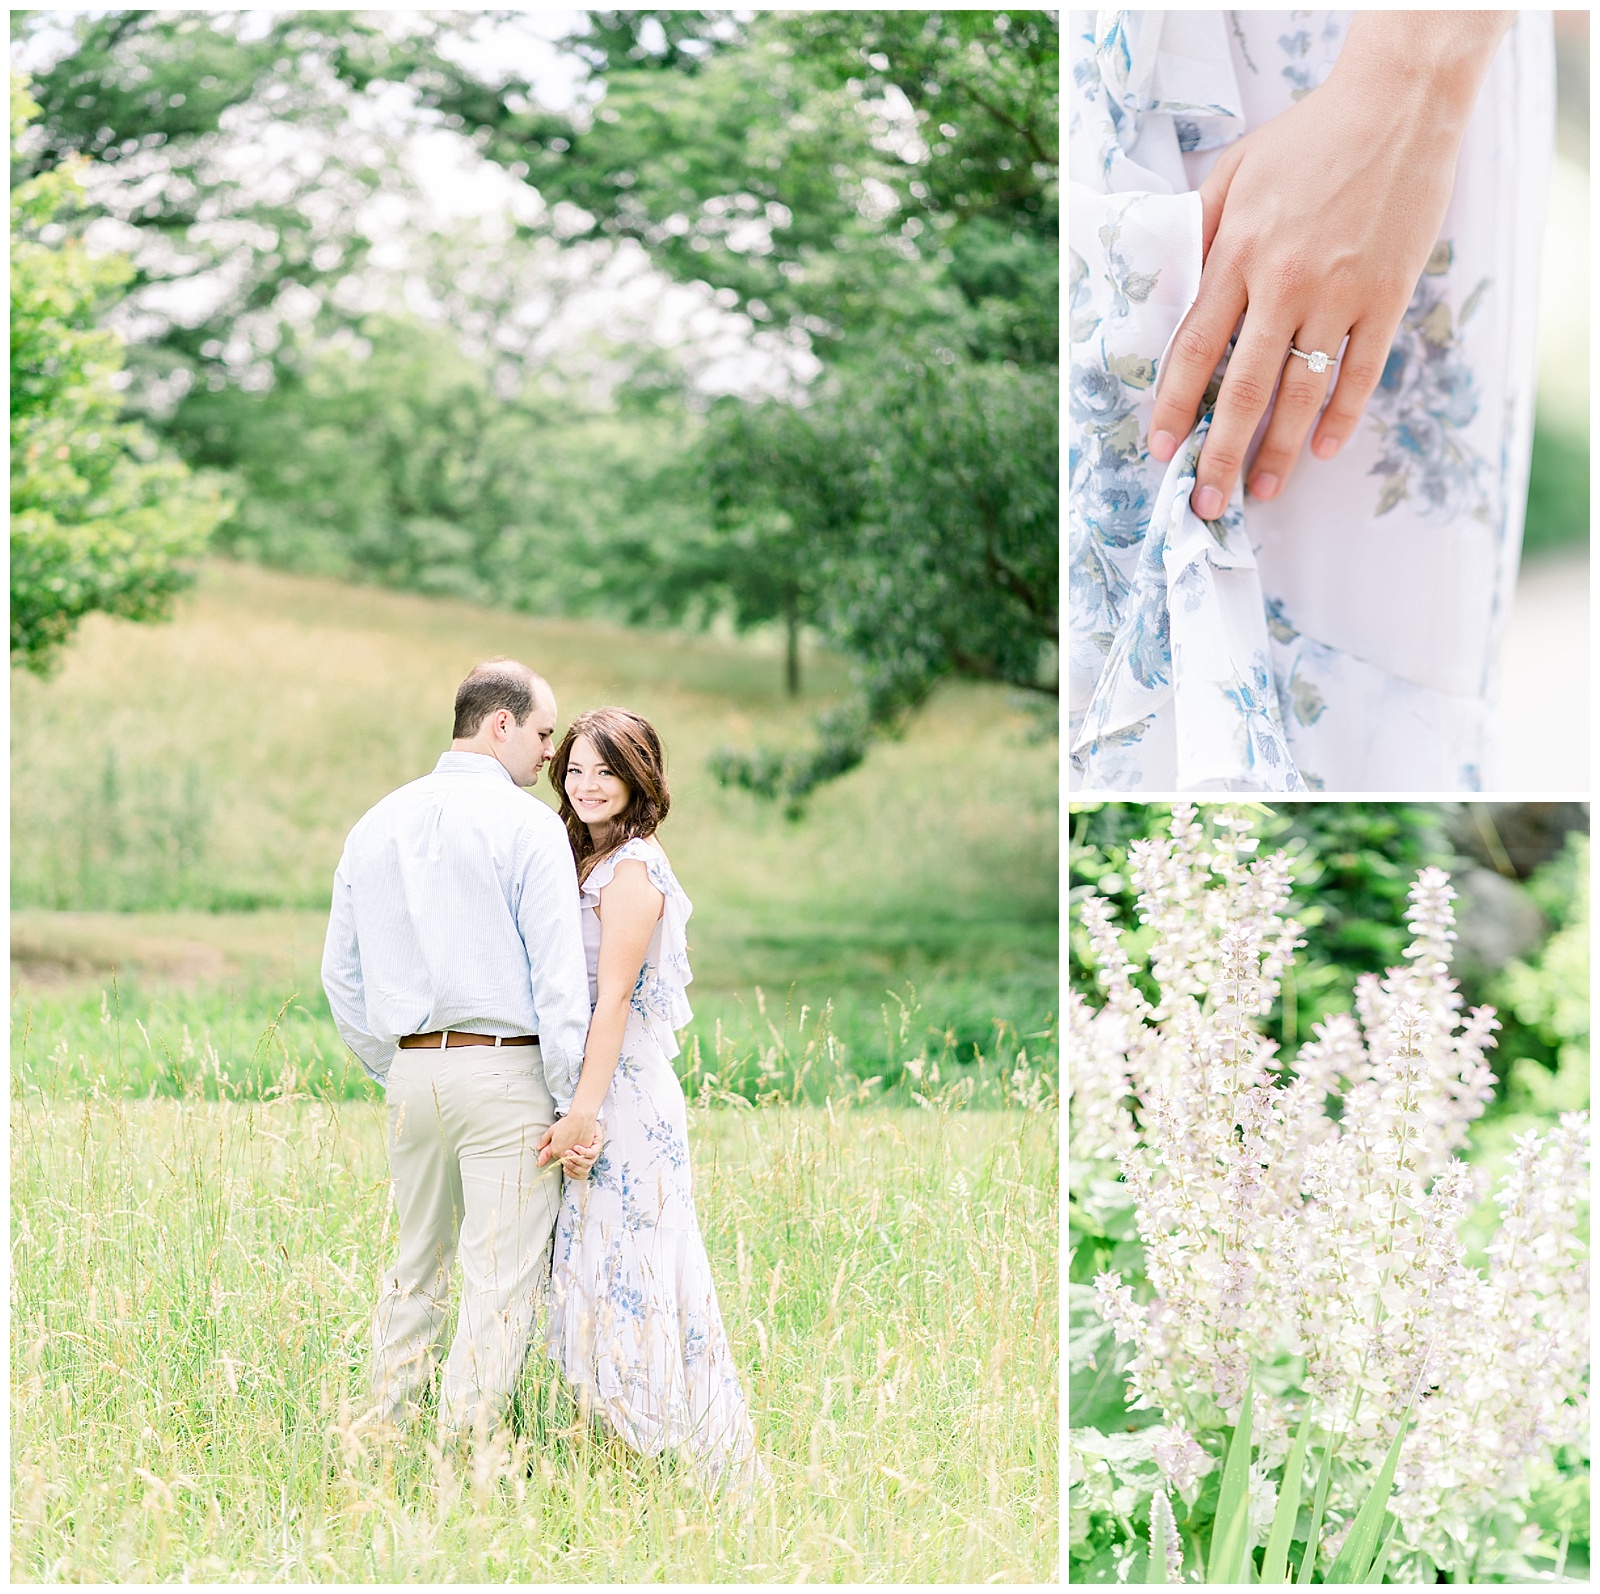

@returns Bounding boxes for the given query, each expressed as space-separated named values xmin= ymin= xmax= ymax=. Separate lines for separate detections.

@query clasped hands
xmin=1146 ymin=14 xmax=1501 ymax=520
xmin=538 ymin=1112 xmax=603 ymax=1179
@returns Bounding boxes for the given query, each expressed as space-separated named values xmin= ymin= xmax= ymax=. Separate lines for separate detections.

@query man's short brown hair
xmin=452 ymin=659 xmax=549 ymax=739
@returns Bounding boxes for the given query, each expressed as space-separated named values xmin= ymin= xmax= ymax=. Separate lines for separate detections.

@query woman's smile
xmin=564 ymin=733 xmax=631 ymax=828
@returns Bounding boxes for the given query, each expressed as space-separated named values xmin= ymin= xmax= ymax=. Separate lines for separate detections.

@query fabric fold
xmin=1070 ymin=166 xmax=1303 ymax=790
xmin=1075 ymin=9 xmax=1247 ymax=192
xmin=1074 ymin=415 xmax=1305 ymax=791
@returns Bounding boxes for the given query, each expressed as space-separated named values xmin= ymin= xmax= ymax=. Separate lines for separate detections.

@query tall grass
xmin=11 ymin=1071 xmax=1057 ymax=1580
xmin=10 ymin=942 xmax=1057 ymax=1109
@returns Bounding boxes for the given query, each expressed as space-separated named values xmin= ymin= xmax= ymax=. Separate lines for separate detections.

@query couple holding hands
xmin=322 ymin=657 xmax=757 ymax=1487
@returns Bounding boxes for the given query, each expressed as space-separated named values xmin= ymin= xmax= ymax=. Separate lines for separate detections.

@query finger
xmin=1198 ymin=139 xmax=1245 ymax=264
xmin=1148 ymin=261 xmax=1248 ymax=464
xmin=1245 ymin=332 xmax=1346 ymax=499
xmin=537 ymin=1146 xmax=551 ymax=1166
xmin=1191 ymin=319 xmax=1293 ymax=519
xmin=1309 ymin=323 xmax=1392 ymax=461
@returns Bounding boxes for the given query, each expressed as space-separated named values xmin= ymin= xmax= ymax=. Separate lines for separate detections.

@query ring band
xmin=1289 ymin=345 xmax=1335 ymax=375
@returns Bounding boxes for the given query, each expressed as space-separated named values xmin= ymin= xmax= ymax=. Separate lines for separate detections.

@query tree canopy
xmin=11 ymin=12 xmax=1057 ymax=799
xmin=10 ymin=72 xmax=225 ymax=672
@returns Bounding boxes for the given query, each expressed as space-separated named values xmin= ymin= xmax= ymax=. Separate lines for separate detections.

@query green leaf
xmin=1207 ymin=1371 xmax=1254 ymax=1584
xmin=1363 ymin=1519 xmax=1398 ymax=1583
xmin=1122 ymin=269 xmax=1160 ymax=303
xmin=1423 ymin=239 xmax=1454 ymax=276
xmin=1325 ymin=1411 xmax=1413 ymax=1583
xmin=1296 ymin=1435 xmax=1336 ymax=1584
xmin=1259 ymin=1402 xmax=1313 ymax=1583
xmin=1458 ymin=276 xmax=1490 ymax=327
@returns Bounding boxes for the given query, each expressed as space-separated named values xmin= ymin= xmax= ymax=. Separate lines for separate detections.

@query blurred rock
xmin=1450 ymin=867 xmax=1547 ymax=978
xmin=1445 ymin=802 xmax=1589 ymax=880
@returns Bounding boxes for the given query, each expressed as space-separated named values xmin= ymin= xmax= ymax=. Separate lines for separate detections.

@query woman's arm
xmin=1147 ymin=11 xmax=1514 ymax=514
xmin=537 ymin=858 xmax=663 ymax=1164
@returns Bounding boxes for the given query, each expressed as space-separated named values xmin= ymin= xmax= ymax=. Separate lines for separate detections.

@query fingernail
xmin=1249 ymin=472 xmax=1279 ymax=501
xmin=1150 ymin=429 xmax=1178 ymax=463
xmin=1192 ymin=485 xmax=1223 ymax=520
xmin=1313 ymin=434 xmax=1341 ymax=460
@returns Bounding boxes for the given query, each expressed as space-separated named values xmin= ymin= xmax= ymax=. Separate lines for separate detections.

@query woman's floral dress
xmin=1069 ymin=10 xmax=1555 ymax=790
xmin=545 ymin=837 xmax=758 ymax=1485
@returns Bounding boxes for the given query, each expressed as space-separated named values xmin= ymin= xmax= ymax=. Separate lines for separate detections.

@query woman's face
xmin=564 ymin=733 xmax=631 ymax=830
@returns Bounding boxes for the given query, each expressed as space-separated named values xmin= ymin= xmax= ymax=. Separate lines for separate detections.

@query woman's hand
xmin=539 ymin=1111 xmax=600 ymax=1167
xmin=559 ymin=1125 xmax=604 ymax=1180
xmin=1148 ymin=12 xmax=1512 ymax=516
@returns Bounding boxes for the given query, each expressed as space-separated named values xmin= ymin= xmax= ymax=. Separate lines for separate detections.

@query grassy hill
xmin=11 ymin=562 xmax=1057 ymax=1092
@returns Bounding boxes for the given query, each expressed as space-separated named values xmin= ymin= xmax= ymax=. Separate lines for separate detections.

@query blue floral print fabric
xmin=545 ymin=838 xmax=759 ymax=1487
xmin=1069 ymin=10 xmax=1555 ymax=791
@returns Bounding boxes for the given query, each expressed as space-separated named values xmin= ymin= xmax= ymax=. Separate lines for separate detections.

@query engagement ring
xmin=1289 ymin=345 xmax=1335 ymax=375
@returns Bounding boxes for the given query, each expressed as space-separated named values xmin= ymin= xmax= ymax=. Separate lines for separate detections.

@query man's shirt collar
xmin=433 ymin=750 xmax=518 ymax=786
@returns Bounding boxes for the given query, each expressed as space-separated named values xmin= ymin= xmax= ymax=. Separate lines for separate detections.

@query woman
xmin=538 ymin=706 xmax=759 ymax=1486
xmin=1069 ymin=10 xmax=1554 ymax=791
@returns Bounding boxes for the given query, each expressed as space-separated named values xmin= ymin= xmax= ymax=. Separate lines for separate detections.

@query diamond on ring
xmin=1290 ymin=344 xmax=1333 ymax=375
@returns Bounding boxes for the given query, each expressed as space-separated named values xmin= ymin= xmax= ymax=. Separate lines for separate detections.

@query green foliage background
xmin=1069 ymin=802 xmax=1589 ymax=1119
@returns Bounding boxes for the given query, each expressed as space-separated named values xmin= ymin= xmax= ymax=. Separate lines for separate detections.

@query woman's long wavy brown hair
xmin=549 ymin=707 xmax=671 ymax=880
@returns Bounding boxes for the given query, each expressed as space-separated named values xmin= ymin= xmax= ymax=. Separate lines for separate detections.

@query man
xmin=322 ymin=657 xmax=599 ymax=1440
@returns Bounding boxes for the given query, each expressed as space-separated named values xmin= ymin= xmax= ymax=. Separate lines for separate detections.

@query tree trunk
xmin=784 ymin=591 xmax=801 ymax=697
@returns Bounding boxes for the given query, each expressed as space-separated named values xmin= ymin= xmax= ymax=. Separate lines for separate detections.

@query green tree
xmin=595 ymin=486 xmax=824 ymax=698
xmin=702 ymin=356 xmax=1057 ymax=802
xmin=488 ymin=11 xmax=1059 ymax=796
xmin=10 ymin=11 xmax=399 ymax=409
xmin=184 ymin=314 xmax=695 ymax=615
xmin=10 ymin=74 xmax=225 ymax=672
xmin=412 ymin=9 xmax=1057 ymax=365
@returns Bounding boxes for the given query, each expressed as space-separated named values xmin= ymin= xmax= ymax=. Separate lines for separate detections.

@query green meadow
xmin=11 ymin=561 xmax=1057 ymax=1093
xmin=10 ymin=562 xmax=1059 ymax=1581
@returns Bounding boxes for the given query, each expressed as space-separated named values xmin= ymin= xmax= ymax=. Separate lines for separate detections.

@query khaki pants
xmin=372 ymin=1044 xmax=562 ymax=1437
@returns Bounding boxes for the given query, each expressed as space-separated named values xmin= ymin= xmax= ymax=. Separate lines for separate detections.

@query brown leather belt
xmin=398 ymin=1031 xmax=539 ymax=1049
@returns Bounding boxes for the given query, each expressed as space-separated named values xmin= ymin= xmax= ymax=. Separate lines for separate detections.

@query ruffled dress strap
xmin=581 ymin=837 xmax=694 ymax=1057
